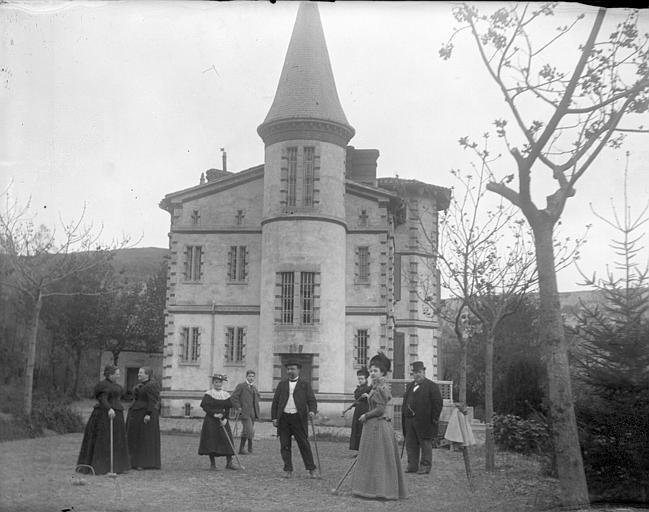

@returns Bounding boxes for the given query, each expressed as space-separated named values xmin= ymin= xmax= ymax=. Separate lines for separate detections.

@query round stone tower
xmin=257 ymin=2 xmax=355 ymax=399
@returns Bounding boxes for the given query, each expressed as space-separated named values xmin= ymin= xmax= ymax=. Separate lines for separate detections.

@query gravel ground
xmin=0 ymin=433 xmax=631 ymax=512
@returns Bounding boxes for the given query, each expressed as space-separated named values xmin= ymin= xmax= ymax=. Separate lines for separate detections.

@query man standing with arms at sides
xmin=271 ymin=359 xmax=318 ymax=478
xmin=230 ymin=369 xmax=261 ymax=455
xmin=401 ymin=361 xmax=443 ymax=474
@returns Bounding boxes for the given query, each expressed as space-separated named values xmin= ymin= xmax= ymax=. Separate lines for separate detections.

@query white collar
xmin=205 ymin=389 xmax=230 ymax=400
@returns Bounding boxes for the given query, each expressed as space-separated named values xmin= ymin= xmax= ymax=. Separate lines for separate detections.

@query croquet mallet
xmin=330 ymin=456 xmax=358 ymax=495
xmin=309 ymin=414 xmax=322 ymax=477
xmin=220 ymin=419 xmax=245 ymax=470
xmin=108 ymin=415 xmax=117 ymax=478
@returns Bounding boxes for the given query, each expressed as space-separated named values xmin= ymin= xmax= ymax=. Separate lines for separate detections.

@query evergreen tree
xmin=573 ymin=155 xmax=649 ymax=502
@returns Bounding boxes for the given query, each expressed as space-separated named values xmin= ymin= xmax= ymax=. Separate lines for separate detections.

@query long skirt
xmin=77 ymin=408 xmax=130 ymax=475
xmin=349 ymin=404 xmax=367 ymax=451
xmin=126 ymin=408 xmax=161 ymax=469
xmin=198 ymin=416 xmax=235 ymax=457
xmin=351 ymin=417 xmax=407 ymax=500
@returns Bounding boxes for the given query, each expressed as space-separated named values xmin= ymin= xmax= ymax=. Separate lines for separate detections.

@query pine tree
xmin=573 ymin=154 xmax=649 ymax=502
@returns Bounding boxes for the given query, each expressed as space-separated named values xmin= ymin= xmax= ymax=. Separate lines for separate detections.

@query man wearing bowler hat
xmin=401 ymin=361 xmax=443 ymax=474
xmin=271 ymin=359 xmax=318 ymax=478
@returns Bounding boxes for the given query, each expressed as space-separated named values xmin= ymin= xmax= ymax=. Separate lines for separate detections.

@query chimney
xmin=221 ymin=148 xmax=227 ymax=172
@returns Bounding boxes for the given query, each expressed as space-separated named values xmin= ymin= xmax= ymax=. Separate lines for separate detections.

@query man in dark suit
xmin=402 ymin=361 xmax=443 ymax=474
xmin=271 ymin=360 xmax=317 ymax=478
xmin=230 ymin=369 xmax=261 ymax=454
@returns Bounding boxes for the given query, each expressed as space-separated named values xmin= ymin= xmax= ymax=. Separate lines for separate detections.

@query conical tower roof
xmin=258 ymin=2 xmax=355 ymax=146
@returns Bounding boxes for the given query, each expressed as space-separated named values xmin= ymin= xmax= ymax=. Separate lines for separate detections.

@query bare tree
xmin=419 ymin=142 xmax=540 ymax=471
xmin=441 ymin=3 xmax=649 ymax=505
xmin=0 ymin=194 xmax=126 ymax=416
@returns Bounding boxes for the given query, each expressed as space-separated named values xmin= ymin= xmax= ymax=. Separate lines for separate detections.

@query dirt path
xmin=1 ymin=433 xmax=560 ymax=512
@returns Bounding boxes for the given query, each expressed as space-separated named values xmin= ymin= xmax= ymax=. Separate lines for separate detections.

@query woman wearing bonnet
xmin=197 ymin=373 xmax=238 ymax=470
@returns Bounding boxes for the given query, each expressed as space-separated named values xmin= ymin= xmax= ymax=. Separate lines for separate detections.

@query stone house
xmin=159 ymin=3 xmax=450 ymax=420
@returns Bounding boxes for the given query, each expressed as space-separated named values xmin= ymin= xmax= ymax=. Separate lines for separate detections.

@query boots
xmin=225 ymin=456 xmax=239 ymax=470
xmin=239 ymin=437 xmax=248 ymax=455
xmin=247 ymin=438 xmax=253 ymax=454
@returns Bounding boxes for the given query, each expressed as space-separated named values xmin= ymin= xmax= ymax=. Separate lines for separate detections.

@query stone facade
xmin=158 ymin=3 xmax=449 ymax=421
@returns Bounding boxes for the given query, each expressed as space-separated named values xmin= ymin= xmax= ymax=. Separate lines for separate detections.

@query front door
xmin=125 ymin=367 xmax=139 ymax=396
xmin=393 ymin=331 xmax=405 ymax=379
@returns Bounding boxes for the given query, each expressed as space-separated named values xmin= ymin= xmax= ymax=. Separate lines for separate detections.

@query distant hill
xmin=111 ymin=247 xmax=168 ymax=283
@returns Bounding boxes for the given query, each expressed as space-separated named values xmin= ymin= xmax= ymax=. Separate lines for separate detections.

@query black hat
xmin=212 ymin=373 xmax=228 ymax=382
xmin=369 ymin=352 xmax=391 ymax=374
xmin=284 ymin=359 xmax=302 ymax=369
xmin=411 ymin=361 xmax=426 ymax=372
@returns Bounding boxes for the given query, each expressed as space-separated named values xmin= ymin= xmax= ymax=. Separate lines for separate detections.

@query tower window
xmin=303 ymin=146 xmax=315 ymax=207
xmin=300 ymin=271 xmax=315 ymax=325
xmin=287 ymin=147 xmax=298 ymax=207
xmin=276 ymin=271 xmax=320 ymax=325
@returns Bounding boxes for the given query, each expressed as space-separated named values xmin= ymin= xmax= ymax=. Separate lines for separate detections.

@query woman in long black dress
xmin=198 ymin=374 xmax=238 ymax=470
xmin=343 ymin=367 xmax=371 ymax=452
xmin=126 ymin=366 xmax=161 ymax=470
xmin=77 ymin=364 xmax=130 ymax=475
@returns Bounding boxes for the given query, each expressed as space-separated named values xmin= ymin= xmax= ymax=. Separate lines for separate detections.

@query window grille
xmin=180 ymin=327 xmax=200 ymax=363
xmin=355 ymin=329 xmax=369 ymax=366
xmin=280 ymin=272 xmax=295 ymax=324
xmin=287 ymin=147 xmax=297 ymax=207
xmin=300 ymin=272 xmax=315 ymax=324
xmin=303 ymin=146 xmax=315 ymax=207
xmin=227 ymin=246 xmax=248 ymax=282
xmin=225 ymin=327 xmax=246 ymax=363
xmin=358 ymin=247 xmax=370 ymax=282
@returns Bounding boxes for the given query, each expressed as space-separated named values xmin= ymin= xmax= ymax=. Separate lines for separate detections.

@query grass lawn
xmin=1 ymin=433 xmax=567 ymax=512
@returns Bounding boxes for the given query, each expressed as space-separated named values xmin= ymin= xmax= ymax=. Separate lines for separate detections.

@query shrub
xmin=33 ymin=401 xmax=84 ymax=434
xmin=492 ymin=413 xmax=552 ymax=456
xmin=0 ymin=414 xmax=43 ymax=441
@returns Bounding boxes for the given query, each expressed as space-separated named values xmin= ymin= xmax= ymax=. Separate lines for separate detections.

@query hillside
xmin=112 ymin=247 xmax=168 ymax=283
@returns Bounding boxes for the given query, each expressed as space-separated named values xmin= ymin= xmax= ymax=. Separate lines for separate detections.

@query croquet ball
xmin=71 ymin=477 xmax=87 ymax=486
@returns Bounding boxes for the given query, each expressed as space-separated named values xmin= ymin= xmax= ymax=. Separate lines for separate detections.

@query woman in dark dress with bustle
xmin=344 ymin=367 xmax=371 ymax=452
xmin=126 ymin=366 xmax=161 ymax=470
xmin=198 ymin=374 xmax=238 ymax=470
xmin=77 ymin=365 xmax=130 ymax=475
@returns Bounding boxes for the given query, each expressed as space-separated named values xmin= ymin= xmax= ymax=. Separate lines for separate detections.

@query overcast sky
xmin=2 ymin=1 xmax=648 ymax=293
